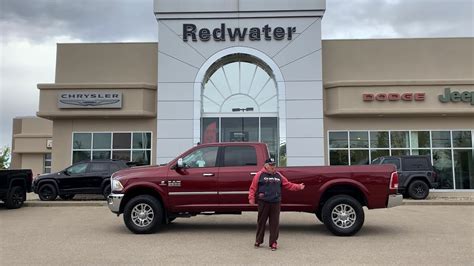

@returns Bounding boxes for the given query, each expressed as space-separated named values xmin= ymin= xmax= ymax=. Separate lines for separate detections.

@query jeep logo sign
xmin=438 ymin=88 xmax=474 ymax=105
xmin=58 ymin=91 xmax=122 ymax=109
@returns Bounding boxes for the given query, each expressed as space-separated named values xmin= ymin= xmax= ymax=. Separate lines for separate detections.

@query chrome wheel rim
xmin=131 ymin=203 xmax=154 ymax=227
xmin=331 ymin=204 xmax=356 ymax=229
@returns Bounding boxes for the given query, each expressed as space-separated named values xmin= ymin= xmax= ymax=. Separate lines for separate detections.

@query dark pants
xmin=256 ymin=200 xmax=281 ymax=246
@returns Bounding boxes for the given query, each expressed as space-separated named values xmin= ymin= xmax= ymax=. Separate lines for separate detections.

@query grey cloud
xmin=0 ymin=0 xmax=158 ymax=42
xmin=323 ymin=0 xmax=474 ymax=39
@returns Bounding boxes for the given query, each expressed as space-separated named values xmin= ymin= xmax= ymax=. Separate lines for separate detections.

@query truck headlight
xmin=111 ymin=179 xmax=123 ymax=192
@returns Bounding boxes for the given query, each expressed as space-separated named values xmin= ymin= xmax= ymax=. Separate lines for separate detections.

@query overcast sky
xmin=1 ymin=0 xmax=473 ymax=150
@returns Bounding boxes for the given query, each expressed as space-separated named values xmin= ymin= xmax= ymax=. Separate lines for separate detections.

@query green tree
xmin=1 ymin=147 xmax=11 ymax=169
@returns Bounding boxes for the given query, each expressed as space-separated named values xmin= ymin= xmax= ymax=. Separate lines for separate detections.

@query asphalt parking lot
xmin=1 ymin=205 xmax=473 ymax=265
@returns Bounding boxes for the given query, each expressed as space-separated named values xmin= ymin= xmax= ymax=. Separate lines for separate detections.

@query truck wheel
xmin=321 ymin=195 xmax=365 ymax=236
xmin=123 ymin=195 xmax=163 ymax=234
xmin=315 ymin=209 xmax=323 ymax=223
xmin=38 ymin=184 xmax=58 ymax=201
xmin=59 ymin=194 xmax=75 ymax=200
xmin=5 ymin=186 xmax=26 ymax=209
xmin=408 ymin=180 xmax=429 ymax=200
xmin=102 ymin=185 xmax=111 ymax=199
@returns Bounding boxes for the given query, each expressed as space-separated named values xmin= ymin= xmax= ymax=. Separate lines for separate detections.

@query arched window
xmin=202 ymin=54 xmax=277 ymax=114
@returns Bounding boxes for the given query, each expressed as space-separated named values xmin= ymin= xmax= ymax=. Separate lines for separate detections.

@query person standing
xmin=248 ymin=158 xmax=305 ymax=251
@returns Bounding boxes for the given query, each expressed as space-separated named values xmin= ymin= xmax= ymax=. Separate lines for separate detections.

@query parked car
xmin=372 ymin=155 xmax=438 ymax=199
xmin=0 ymin=169 xmax=33 ymax=209
xmin=33 ymin=160 xmax=128 ymax=201
xmin=107 ymin=142 xmax=402 ymax=236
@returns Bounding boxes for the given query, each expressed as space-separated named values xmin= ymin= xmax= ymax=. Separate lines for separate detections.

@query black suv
xmin=33 ymin=160 xmax=128 ymax=201
xmin=372 ymin=156 xmax=438 ymax=199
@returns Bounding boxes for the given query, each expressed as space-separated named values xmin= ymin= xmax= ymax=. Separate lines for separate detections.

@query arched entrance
xmin=194 ymin=48 xmax=286 ymax=163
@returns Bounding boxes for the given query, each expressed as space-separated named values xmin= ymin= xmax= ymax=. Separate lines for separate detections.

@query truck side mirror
xmin=176 ymin=158 xmax=184 ymax=169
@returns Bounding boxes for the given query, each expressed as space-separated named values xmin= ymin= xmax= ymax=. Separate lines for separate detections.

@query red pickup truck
xmin=108 ymin=142 xmax=402 ymax=236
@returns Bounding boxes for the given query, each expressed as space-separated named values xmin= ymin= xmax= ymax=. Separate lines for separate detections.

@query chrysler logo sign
xmin=58 ymin=91 xmax=122 ymax=109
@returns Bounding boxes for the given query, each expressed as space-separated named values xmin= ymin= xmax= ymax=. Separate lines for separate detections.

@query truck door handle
xmin=250 ymin=172 xmax=257 ymax=176
xmin=203 ymin=173 xmax=215 ymax=177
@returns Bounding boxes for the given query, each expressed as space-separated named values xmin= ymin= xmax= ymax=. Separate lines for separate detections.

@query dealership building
xmin=11 ymin=0 xmax=473 ymax=190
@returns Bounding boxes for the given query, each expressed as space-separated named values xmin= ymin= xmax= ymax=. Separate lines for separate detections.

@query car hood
xmin=112 ymin=165 xmax=167 ymax=183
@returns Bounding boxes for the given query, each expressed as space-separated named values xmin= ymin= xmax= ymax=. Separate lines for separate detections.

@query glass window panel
xmin=202 ymin=118 xmax=220 ymax=144
xmin=329 ymin=132 xmax=348 ymax=148
xmin=350 ymin=150 xmax=369 ymax=165
xmin=203 ymin=82 xmax=225 ymax=106
xmin=371 ymin=150 xmax=389 ymax=162
xmin=254 ymin=80 xmax=276 ymax=106
xmin=240 ymin=62 xmax=257 ymax=94
xmin=133 ymin=133 xmax=151 ymax=149
xmin=223 ymin=146 xmax=257 ymax=167
xmin=453 ymin=150 xmax=474 ymax=189
xmin=45 ymin=153 xmax=52 ymax=160
xmin=261 ymin=117 xmax=278 ymax=159
xmin=432 ymin=131 xmax=451 ymax=148
xmin=112 ymin=150 xmax=131 ymax=161
xmin=248 ymin=67 xmax=270 ymax=98
xmin=391 ymin=149 xmax=410 ymax=156
xmin=132 ymin=150 xmax=151 ymax=166
xmin=433 ymin=149 xmax=453 ymax=189
xmin=113 ymin=133 xmax=131 ymax=149
xmin=279 ymin=143 xmax=287 ymax=167
xmin=391 ymin=131 xmax=409 ymax=148
xmin=350 ymin=131 xmax=368 ymax=148
xmin=410 ymin=131 xmax=430 ymax=148
xmin=411 ymin=149 xmax=431 ymax=156
xmin=93 ymin=151 xmax=111 ymax=160
xmin=89 ymin=163 xmax=109 ymax=173
xmin=44 ymin=161 xmax=51 ymax=167
xmin=452 ymin=131 xmax=472 ymax=148
xmin=93 ymin=133 xmax=111 ymax=149
xmin=221 ymin=117 xmax=258 ymax=142
xmin=370 ymin=131 xmax=389 ymax=148
xmin=403 ymin=157 xmax=431 ymax=171
xmin=259 ymin=97 xmax=278 ymax=112
xmin=209 ymin=68 xmax=232 ymax=98
xmin=330 ymin=150 xmax=348 ymax=165
xmin=223 ymin=62 xmax=240 ymax=94
xmin=67 ymin=163 xmax=88 ymax=174
xmin=221 ymin=94 xmax=258 ymax=113
xmin=72 ymin=151 xmax=91 ymax=163
xmin=73 ymin=133 xmax=91 ymax=149
xmin=183 ymin=147 xmax=219 ymax=168
xmin=202 ymin=97 xmax=220 ymax=113
xmin=44 ymin=168 xmax=51 ymax=174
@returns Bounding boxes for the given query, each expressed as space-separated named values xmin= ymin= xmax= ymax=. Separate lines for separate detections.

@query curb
xmin=403 ymin=200 xmax=474 ymax=206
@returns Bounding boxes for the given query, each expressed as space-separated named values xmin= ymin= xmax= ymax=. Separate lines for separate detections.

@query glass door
xmin=201 ymin=117 xmax=278 ymax=162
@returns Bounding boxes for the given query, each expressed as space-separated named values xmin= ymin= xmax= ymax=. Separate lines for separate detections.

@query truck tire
xmin=321 ymin=195 xmax=365 ymax=236
xmin=123 ymin=195 xmax=163 ymax=234
xmin=38 ymin=184 xmax=58 ymax=201
xmin=408 ymin=180 xmax=429 ymax=200
xmin=5 ymin=186 xmax=26 ymax=209
xmin=59 ymin=194 xmax=75 ymax=200
xmin=102 ymin=185 xmax=111 ymax=199
xmin=315 ymin=209 xmax=323 ymax=223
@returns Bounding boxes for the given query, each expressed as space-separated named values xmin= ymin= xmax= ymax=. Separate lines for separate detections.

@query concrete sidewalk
xmin=22 ymin=191 xmax=474 ymax=207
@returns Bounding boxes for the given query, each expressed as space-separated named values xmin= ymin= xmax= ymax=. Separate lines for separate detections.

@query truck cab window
xmin=183 ymin=147 xmax=218 ymax=168
xmin=223 ymin=146 xmax=257 ymax=167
